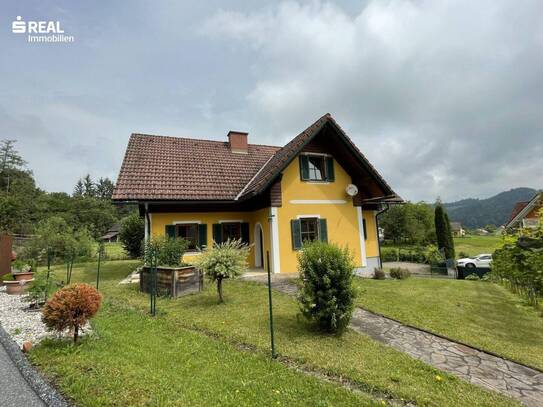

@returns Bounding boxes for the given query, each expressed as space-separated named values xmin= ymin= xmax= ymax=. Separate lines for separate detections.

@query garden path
xmin=242 ymin=273 xmax=543 ymax=407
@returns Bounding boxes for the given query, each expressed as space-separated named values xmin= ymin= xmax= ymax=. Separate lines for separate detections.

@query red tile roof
xmin=112 ymin=134 xmax=279 ymax=201
xmin=112 ymin=114 xmax=400 ymax=202
xmin=507 ymin=201 xmax=529 ymax=224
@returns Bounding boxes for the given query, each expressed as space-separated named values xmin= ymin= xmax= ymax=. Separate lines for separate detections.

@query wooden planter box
xmin=140 ymin=266 xmax=203 ymax=298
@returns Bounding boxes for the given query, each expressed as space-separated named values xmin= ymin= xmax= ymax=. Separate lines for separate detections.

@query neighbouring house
xmin=505 ymin=191 xmax=542 ymax=230
xmin=450 ymin=222 xmax=465 ymax=237
xmin=475 ymin=228 xmax=490 ymax=236
xmin=112 ymin=114 xmax=402 ymax=274
xmin=100 ymin=224 xmax=120 ymax=243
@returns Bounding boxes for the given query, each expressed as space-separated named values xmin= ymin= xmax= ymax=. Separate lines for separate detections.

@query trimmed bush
xmin=196 ymin=239 xmax=249 ymax=303
xmin=297 ymin=241 xmax=355 ymax=334
xmin=389 ymin=267 xmax=411 ymax=280
xmin=119 ymin=212 xmax=145 ymax=258
xmin=144 ymin=236 xmax=188 ymax=267
xmin=373 ymin=268 xmax=386 ymax=280
xmin=42 ymin=283 xmax=102 ymax=343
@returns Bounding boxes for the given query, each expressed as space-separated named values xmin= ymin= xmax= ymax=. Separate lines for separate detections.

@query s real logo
xmin=11 ymin=16 xmax=74 ymax=43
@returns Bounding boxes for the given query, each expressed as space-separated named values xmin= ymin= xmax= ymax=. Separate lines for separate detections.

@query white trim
xmin=218 ymin=219 xmax=245 ymax=224
xmin=172 ymin=220 xmax=201 ymax=225
xmin=300 ymin=152 xmax=332 ymax=157
xmin=296 ymin=214 xmax=321 ymax=219
xmin=301 ymin=181 xmax=331 ymax=185
xmin=357 ymin=206 xmax=367 ymax=267
xmin=290 ymin=199 xmax=346 ymax=205
xmin=235 ymin=154 xmax=275 ymax=200
xmin=269 ymin=207 xmax=281 ymax=273
xmin=254 ymin=222 xmax=264 ymax=268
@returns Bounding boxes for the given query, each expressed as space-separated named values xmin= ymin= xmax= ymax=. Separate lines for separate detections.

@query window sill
xmin=300 ymin=180 xmax=332 ymax=184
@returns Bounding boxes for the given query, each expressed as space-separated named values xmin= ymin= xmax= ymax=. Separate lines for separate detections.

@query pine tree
xmin=0 ymin=139 xmax=26 ymax=173
xmin=73 ymin=179 xmax=84 ymax=196
xmin=434 ymin=203 xmax=455 ymax=259
xmin=82 ymin=174 xmax=95 ymax=198
xmin=95 ymin=177 xmax=115 ymax=200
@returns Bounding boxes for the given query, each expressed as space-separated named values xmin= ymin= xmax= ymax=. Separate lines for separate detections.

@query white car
xmin=457 ymin=254 xmax=492 ymax=269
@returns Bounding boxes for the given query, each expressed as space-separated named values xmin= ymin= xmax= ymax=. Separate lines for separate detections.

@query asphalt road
xmin=0 ymin=341 xmax=44 ymax=406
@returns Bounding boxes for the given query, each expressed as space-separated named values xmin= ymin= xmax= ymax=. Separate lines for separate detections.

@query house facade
xmin=112 ymin=114 xmax=401 ymax=274
xmin=505 ymin=192 xmax=542 ymax=230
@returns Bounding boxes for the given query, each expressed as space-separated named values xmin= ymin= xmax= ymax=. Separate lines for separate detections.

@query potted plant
xmin=4 ymin=279 xmax=33 ymax=295
xmin=12 ymin=261 xmax=34 ymax=281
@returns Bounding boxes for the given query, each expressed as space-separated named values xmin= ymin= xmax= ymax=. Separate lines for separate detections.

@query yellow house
xmin=112 ymin=114 xmax=402 ymax=275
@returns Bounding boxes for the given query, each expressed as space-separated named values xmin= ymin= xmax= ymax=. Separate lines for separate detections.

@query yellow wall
xmin=151 ymin=209 xmax=271 ymax=269
xmin=149 ymin=155 xmax=380 ymax=273
xmin=276 ymin=155 xmax=378 ymax=272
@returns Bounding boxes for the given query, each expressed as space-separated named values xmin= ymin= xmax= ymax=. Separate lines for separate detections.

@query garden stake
xmin=266 ymin=251 xmax=277 ymax=359
xmin=96 ymin=243 xmax=104 ymax=290
xmin=45 ymin=248 xmax=52 ymax=302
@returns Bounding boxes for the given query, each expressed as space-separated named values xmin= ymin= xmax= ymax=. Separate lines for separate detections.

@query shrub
xmin=196 ymin=239 xmax=249 ymax=303
xmin=144 ymin=236 xmax=188 ymax=267
xmin=42 ymin=283 xmax=102 ymax=343
xmin=423 ymin=245 xmax=444 ymax=265
xmin=481 ymin=273 xmax=491 ymax=282
xmin=26 ymin=270 xmax=50 ymax=307
xmin=465 ymin=274 xmax=480 ymax=281
xmin=119 ymin=212 xmax=145 ymax=258
xmin=458 ymin=251 xmax=470 ymax=259
xmin=389 ymin=267 xmax=411 ymax=280
xmin=373 ymin=268 xmax=386 ymax=280
xmin=297 ymin=241 xmax=356 ymax=334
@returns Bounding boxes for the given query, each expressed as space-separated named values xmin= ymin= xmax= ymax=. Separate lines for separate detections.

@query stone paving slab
xmin=242 ymin=273 xmax=543 ymax=406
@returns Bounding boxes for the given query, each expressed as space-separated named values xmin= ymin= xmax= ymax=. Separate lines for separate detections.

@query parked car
xmin=457 ymin=254 xmax=492 ymax=269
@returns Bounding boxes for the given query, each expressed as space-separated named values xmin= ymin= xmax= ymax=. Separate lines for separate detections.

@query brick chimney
xmin=228 ymin=131 xmax=248 ymax=154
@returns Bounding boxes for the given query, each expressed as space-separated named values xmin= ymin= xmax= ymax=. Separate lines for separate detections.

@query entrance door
xmin=254 ymin=223 xmax=264 ymax=268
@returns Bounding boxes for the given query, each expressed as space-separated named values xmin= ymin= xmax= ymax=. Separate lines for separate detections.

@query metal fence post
xmin=266 ymin=251 xmax=277 ymax=359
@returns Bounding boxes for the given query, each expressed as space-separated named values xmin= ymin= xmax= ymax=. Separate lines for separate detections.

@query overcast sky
xmin=1 ymin=0 xmax=541 ymax=202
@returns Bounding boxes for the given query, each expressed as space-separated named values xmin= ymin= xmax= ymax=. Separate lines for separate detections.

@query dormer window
xmin=299 ymin=154 xmax=335 ymax=182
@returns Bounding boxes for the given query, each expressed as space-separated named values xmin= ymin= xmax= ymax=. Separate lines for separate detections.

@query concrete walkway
xmin=242 ymin=273 xmax=543 ymax=407
xmin=0 ymin=339 xmax=45 ymax=406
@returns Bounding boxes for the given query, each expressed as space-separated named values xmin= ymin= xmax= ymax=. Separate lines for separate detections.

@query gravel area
xmin=0 ymin=286 xmax=91 ymax=347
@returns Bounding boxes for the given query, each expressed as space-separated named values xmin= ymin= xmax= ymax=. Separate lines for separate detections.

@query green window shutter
xmin=241 ymin=222 xmax=250 ymax=244
xmin=165 ymin=225 xmax=176 ymax=239
xmin=319 ymin=219 xmax=328 ymax=243
xmin=299 ymin=155 xmax=309 ymax=180
xmin=325 ymin=157 xmax=335 ymax=182
xmin=291 ymin=219 xmax=302 ymax=250
xmin=363 ymin=219 xmax=367 ymax=240
xmin=212 ymin=224 xmax=222 ymax=244
xmin=198 ymin=224 xmax=207 ymax=249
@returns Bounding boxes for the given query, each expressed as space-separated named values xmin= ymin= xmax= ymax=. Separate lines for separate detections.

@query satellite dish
xmin=346 ymin=184 xmax=358 ymax=197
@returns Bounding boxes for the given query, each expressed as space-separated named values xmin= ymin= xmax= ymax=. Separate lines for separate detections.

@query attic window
xmin=299 ymin=154 xmax=335 ymax=182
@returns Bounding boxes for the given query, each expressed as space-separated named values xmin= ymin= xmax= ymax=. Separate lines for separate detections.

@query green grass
xmin=355 ymin=278 xmax=543 ymax=370
xmin=91 ymin=242 xmax=129 ymax=260
xmin=453 ymin=235 xmax=504 ymax=257
xmin=30 ymin=303 xmax=370 ymax=406
xmin=30 ymin=261 xmax=518 ymax=406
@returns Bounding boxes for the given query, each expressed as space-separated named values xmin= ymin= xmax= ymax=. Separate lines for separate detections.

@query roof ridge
xmin=130 ymin=133 xmax=280 ymax=149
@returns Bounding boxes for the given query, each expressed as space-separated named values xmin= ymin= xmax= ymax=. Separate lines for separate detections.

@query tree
xmin=297 ymin=241 xmax=355 ymax=334
xmin=73 ymin=179 xmax=84 ymax=197
xmin=0 ymin=139 xmax=26 ymax=173
xmin=42 ymin=283 xmax=102 ymax=343
xmin=380 ymin=202 xmax=435 ymax=244
xmin=82 ymin=174 xmax=95 ymax=198
xmin=435 ymin=204 xmax=455 ymax=259
xmin=95 ymin=177 xmax=115 ymax=200
xmin=119 ymin=212 xmax=145 ymax=258
xmin=196 ymin=239 xmax=249 ymax=303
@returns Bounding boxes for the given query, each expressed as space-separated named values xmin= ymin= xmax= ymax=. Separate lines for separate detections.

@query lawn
xmin=30 ymin=260 xmax=517 ymax=406
xmin=453 ymin=235 xmax=504 ymax=257
xmin=355 ymin=278 xmax=543 ymax=370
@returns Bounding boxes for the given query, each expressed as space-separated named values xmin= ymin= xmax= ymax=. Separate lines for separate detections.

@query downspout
xmin=144 ymin=203 xmax=150 ymax=243
xmin=376 ymin=204 xmax=389 ymax=269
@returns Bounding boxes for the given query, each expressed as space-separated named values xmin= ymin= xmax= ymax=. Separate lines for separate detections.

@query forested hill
xmin=444 ymin=187 xmax=538 ymax=228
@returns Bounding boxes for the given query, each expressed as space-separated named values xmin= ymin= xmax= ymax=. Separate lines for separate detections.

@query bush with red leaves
xmin=42 ymin=283 xmax=102 ymax=343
